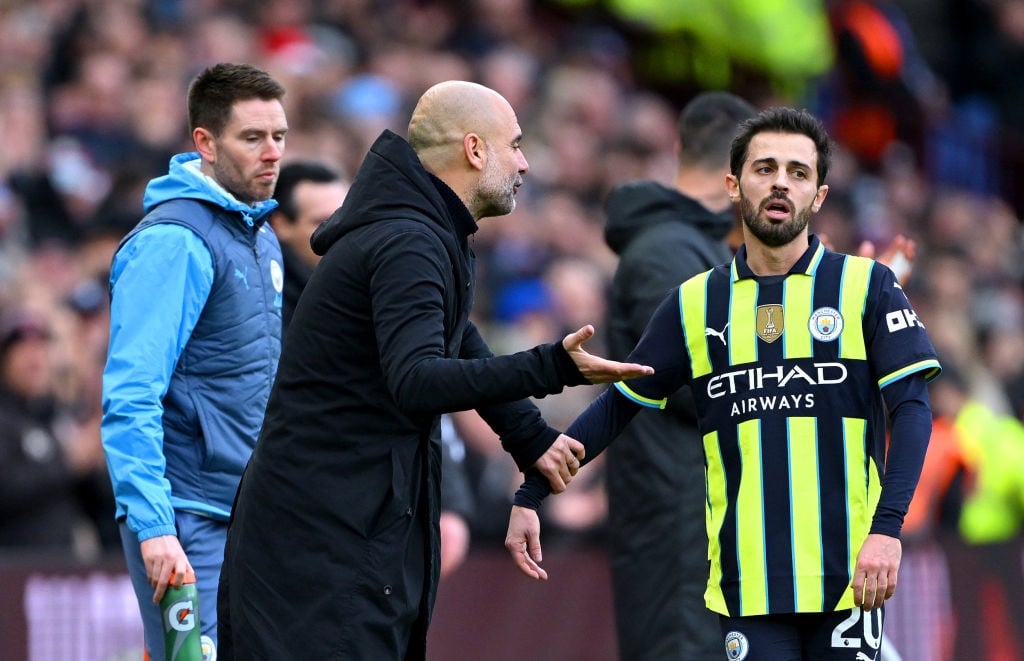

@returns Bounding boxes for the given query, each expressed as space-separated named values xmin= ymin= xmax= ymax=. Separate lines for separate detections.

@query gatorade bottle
xmin=159 ymin=567 xmax=203 ymax=661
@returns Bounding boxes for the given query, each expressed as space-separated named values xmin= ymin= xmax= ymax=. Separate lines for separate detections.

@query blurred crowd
xmin=0 ymin=0 xmax=1023 ymax=655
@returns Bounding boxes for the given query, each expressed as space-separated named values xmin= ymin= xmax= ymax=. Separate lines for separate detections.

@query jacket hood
xmin=312 ymin=130 xmax=455 ymax=255
xmin=142 ymin=152 xmax=278 ymax=227
xmin=604 ymin=180 xmax=734 ymax=255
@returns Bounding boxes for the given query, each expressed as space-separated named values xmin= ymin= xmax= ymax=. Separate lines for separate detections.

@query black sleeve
xmin=371 ymin=229 xmax=587 ymax=418
xmin=871 ymin=372 xmax=933 ymax=537
xmin=514 ymin=387 xmax=643 ymax=509
xmin=459 ymin=321 xmax=562 ymax=471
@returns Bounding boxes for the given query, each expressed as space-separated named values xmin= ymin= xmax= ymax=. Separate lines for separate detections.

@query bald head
xmin=406 ymin=80 xmax=529 ymax=220
xmin=408 ymin=81 xmax=510 ymax=168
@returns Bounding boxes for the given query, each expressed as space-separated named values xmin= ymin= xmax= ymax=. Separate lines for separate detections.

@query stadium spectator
xmin=0 ymin=305 xmax=104 ymax=553
xmin=926 ymin=357 xmax=1024 ymax=659
xmin=100 ymin=63 xmax=288 ymax=660
xmin=438 ymin=413 xmax=476 ymax=579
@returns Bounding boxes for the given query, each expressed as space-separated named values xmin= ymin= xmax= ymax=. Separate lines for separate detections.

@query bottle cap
xmin=169 ymin=567 xmax=197 ymax=585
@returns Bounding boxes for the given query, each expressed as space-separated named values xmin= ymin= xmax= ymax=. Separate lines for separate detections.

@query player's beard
xmin=740 ymin=192 xmax=811 ymax=248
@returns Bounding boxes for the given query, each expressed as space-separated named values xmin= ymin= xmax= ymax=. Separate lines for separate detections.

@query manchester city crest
xmin=725 ymin=630 xmax=749 ymax=660
xmin=809 ymin=306 xmax=844 ymax=342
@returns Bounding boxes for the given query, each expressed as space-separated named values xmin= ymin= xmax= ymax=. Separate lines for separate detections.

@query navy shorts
xmin=718 ymin=607 xmax=885 ymax=660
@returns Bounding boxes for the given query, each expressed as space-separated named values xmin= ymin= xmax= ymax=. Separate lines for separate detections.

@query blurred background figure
xmin=269 ymin=159 xmax=350 ymax=329
xmin=439 ymin=413 xmax=475 ymax=579
xmin=944 ymin=360 xmax=1024 ymax=661
xmin=0 ymin=304 xmax=110 ymax=556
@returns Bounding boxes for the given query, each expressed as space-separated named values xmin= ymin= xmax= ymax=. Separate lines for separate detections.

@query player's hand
xmin=563 ymin=325 xmax=653 ymax=384
xmin=140 ymin=534 xmax=192 ymax=603
xmin=851 ymin=533 xmax=901 ymax=611
xmin=533 ymin=434 xmax=585 ymax=493
xmin=505 ymin=505 xmax=547 ymax=580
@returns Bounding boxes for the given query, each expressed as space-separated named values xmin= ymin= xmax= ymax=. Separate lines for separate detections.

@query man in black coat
xmin=218 ymin=80 xmax=652 ymax=660
xmin=603 ymin=91 xmax=757 ymax=661
xmin=271 ymin=160 xmax=476 ymax=580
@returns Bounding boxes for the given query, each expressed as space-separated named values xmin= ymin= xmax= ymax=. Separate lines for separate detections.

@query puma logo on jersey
xmin=705 ymin=322 xmax=729 ymax=346
xmin=234 ymin=267 xmax=249 ymax=290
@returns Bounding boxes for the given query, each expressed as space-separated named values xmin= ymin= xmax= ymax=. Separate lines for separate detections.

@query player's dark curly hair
xmin=729 ymin=107 xmax=833 ymax=186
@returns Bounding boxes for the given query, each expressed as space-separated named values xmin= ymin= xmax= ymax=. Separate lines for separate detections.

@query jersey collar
xmin=731 ymin=234 xmax=826 ymax=281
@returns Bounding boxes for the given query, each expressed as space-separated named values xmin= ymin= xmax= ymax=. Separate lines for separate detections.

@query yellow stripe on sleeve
xmin=878 ymin=359 xmax=942 ymax=388
xmin=613 ymin=381 xmax=667 ymax=409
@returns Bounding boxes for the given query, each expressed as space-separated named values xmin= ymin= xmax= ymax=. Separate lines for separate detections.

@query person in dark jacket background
xmin=0 ymin=307 xmax=104 ymax=552
xmin=268 ymin=160 xmax=349 ymax=330
xmin=218 ymin=80 xmax=652 ymax=660
xmin=602 ymin=91 xmax=757 ymax=661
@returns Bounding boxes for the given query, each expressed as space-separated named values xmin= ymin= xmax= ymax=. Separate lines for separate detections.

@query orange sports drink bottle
xmin=159 ymin=567 xmax=203 ymax=660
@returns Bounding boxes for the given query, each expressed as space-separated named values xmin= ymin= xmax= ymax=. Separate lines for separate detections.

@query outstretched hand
xmin=563 ymin=325 xmax=654 ymax=384
xmin=505 ymin=505 xmax=547 ymax=580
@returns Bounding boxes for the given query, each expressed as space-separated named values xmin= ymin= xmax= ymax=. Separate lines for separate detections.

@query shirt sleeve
xmin=369 ymin=228 xmax=585 ymax=415
xmin=612 ymin=287 xmax=693 ymax=407
xmin=514 ymin=386 xmax=643 ymax=509
xmin=867 ymin=265 xmax=941 ymax=387
xmin=871 ymin=371 xmax=933 ymax=537
xmin=514 ymin=289 xmax=691 ymax=509
xmin=101 ymin=223 xmax=214 ymax=541
xmin=458 ymin=320 xmax=561 ymax=471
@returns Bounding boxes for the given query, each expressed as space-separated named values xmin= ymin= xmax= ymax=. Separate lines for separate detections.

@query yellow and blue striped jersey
xmin=614 ymin=235 xmax=940 ymax=617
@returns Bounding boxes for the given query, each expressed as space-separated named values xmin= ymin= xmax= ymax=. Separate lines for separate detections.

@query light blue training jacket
xmin=101 ymin=152 xmax=283 ymax=542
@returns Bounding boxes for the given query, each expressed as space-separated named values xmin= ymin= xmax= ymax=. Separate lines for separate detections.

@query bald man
xmin=218 ymin=80 xmax=652 ymax=659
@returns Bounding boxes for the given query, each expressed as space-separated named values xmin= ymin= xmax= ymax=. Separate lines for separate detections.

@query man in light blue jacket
xmin=101 ymin=62 xmax=287 ymax=660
